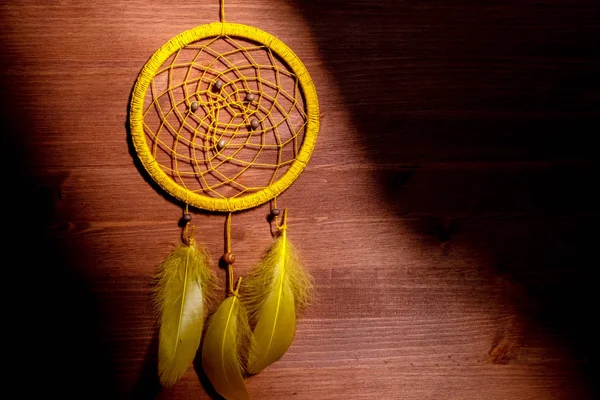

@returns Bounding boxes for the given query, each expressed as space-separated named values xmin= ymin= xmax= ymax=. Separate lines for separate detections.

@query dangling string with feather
xmin=202 ymin=213 xmax=252 ymax=400
xmin=243 ymin=208 xmax=313 ymax=374
xmin=155 ymin=217 xmax=217 ymax=387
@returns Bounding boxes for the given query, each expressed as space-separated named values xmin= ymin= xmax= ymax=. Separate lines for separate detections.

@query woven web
xmin=142 ymin=35 xmax=308 ymax=199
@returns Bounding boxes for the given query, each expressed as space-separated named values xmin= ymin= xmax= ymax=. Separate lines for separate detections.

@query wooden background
xmin=2 ymin=1 xmax=599 ymax=399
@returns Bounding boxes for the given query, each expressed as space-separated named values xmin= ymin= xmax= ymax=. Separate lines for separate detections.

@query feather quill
xmin=243 ymin=227 xmax=313 ymax=374
xmin=202 ymin=294 xmax=251 ymax=400
xmin=155 ymin=241 xmax=217 ymax=387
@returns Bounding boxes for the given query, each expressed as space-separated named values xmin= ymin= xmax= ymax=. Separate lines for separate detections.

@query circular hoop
xmin=130 ymin=22 xmax=319 ymax=212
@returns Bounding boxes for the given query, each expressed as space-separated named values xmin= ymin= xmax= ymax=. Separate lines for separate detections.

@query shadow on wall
xmin=0 ymin=88 xmax=118 ymax=398
xmin=292 ymin=0 xmax=599 ymax=395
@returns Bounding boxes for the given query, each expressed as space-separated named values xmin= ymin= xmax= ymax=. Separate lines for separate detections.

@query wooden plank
xmin=1 ymin=0 xmax=599 ymax=398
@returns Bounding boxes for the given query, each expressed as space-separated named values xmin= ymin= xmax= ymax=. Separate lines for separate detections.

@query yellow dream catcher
xmin=129 ymin=1 xmax=318 ymax=399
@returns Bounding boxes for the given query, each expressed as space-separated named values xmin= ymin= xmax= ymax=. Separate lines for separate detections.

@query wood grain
xmin=1 ymin=1 xmax=599 ymax=399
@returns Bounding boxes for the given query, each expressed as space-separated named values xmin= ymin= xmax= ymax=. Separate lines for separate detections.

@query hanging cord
xmin=225 ymin=212 xmax=232 ymax=254
xmin=220 ymin=0 xmax=225 ymax=22
xmin=272 ymin=197 xmax=278 ymax=225
xmin=270 ymin=197 xmax=287 ymax=236
xmin=182 ymin=203 xmax=194 ymax=245
xmin=223 ymin=212 xmax=240 ymax=296
xmin=277 ymin=208 xmax=288 ymax=232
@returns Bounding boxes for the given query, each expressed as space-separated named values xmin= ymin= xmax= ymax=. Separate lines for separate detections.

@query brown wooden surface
xmin=2 ymin=1 xmax=599 ymax=399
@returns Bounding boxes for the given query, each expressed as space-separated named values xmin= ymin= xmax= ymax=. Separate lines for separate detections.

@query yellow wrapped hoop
xmin=130 ymin=22 xmax=320 ymax=212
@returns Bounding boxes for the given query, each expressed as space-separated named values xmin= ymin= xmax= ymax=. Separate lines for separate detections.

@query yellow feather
xmin=155 ymin=241 xmax=217 ymax=387
xmin=243 ymin=229 xmax=313 ymax=374
xmin=202 ymin=294 xmax=251 ymax=400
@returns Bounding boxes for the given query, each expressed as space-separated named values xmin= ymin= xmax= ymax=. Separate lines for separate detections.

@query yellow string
xmin=224 ymin=212 xmax=235 ymax=295
xmin=277 ymin=208 xmax=288 ymax=231
xmin=183 ymin=223 xmax=195 ymax=245
xmin=271 ymin=197 xmax=279 ymax=226
xmin=130 ymin=22 xmax=320 ymax=212
xmin=225 ymin=212 xmax=232 ymax=253
xmin=220 ymin=0 xmax=225 ymax=23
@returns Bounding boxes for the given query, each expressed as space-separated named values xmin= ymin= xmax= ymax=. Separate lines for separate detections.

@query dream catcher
xmin=129 ymin=1 xmax=319 ymax=398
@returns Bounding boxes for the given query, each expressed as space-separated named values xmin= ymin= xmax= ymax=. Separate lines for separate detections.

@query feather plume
xmin=154 ymin=241 xmax=217 ymax=387
xmin=242 ymin=228 xmax=313 ymax=374
xmin=202 ymin=294 xmax=251 ymax=400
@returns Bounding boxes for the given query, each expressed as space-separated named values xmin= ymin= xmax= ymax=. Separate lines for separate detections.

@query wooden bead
xmin=244 ymin=93 xmax=256 ymax=102
xmin=223 ymin=252 xmax=235 ymax=264
xmin=190 ymin=101 xmax=199 ymax=112
xmin=182 ymin=213 xmax=192 ymax=222
xmin=216 ymin=138 xmax=227 ymax=151
xmin=250 ymin=118 xmax=260 ymax=129
xmin=271 ymin=208 xmax=281 ymax=216
xmin=213 ymin=80 xmax=224 ymax=91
